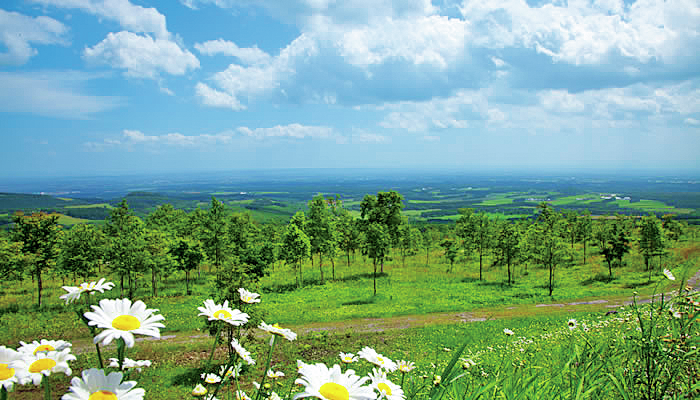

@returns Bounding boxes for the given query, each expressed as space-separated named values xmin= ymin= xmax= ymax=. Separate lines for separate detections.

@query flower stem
xmin=207 ymin=323 xmax=222 ymax=368
xmin=255 ymin=335 xmax=277 ymax=400
xmin=94 ymin=341 xmax=104 ymax=369
xmin=42 ymin=375 xmax=51 ymax=400
xmin=1 ymin=386 xmax=8 ymax=400
xmin=117 ymin=338 xmax=127 ymax=370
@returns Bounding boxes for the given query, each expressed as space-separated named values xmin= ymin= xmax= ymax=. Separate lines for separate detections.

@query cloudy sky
xmin=2 ymin=0 xmax=699 ymax=178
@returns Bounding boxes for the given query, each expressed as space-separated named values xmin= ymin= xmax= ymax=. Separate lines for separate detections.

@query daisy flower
xmin=503 ymin=328 xmax=514 ymax=336
xmin=0 ymin=346 xmax=29 ymax=391
xmin=201 ymin=373 xmax=221 ymax=384
xmin=60 ymin=286 xmax=85 ymax=305
xmin=259 ymin=322 xmax=297 ymax=341
xmin=460 ymin=358 xmax=476 ymax=369
xmin=358 ymin=347 xmax=397 ymax=372
xmin=567 ymin=319 xmax=578 ymax=331
xmin=663 ymin=269 xmax=676 ymax=281
xmin=108 ymin=358 xmax=152 ymax=372
xmin=198 ymin=300 xmax=249 ymax=326
xmin=10 ymin=349 xmax=76 ymax=386
xmin=231 ymin=338 xmax=255 ymax=365
xmin=297 ymin=360 xmax=311 ymax=374
xmin=84 ymin=298 xmax=165 ymax=348
xmin=267 ymin=369 xmax=285 ymax=379
xmin=396 ymin=360 xmax=415 ymax=373
xmin=61 ymin=368 xmax=144 ymax=400
xmin=294 ymin=363 xmax=375 ymax=400
xmin=219 ymin=363 xmax=241 ymax=379
xmin=234 ymin=390 xmax=251 ymax=400
xmin=368 ymin=368 xmax=404 ymax=400
xmin=432 ymin=375 xmax=441 ymax=386
xmin=268 ymin=392 xmax=283 ymax=400
xmin=192 ymin=383 xmax=208 ymax=397
xmin=339 ymin=353 xmax=358 ymax=364
xmin=60 ymin=278 xmax=115 ymax=304
xmin=238 ymin=288 xmax=261 ymax=304
xmin=18 ymin=339 xmax=72 ymax=355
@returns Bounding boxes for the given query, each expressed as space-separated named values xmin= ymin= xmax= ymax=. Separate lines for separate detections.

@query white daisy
xmin=84 ymin=298 xmax=165 ymax=348
xmin=294 ymin=363 xmax=375 ymax=400
xmin=230 ymin=339 xmax=255 ymax=365
xmin=18 ymin=339 xmax=72 ymax=355
xmin=357 ymin=347 xmax=397 ymax=372
xmin=268 ymin=392 xmax=283 ymax=400
xmin=108 ymin=358 xmax=152 ymax=372
xmin=10 ymin=349 xmax=76 ymax=386
xmin=259 ymin=322 xmax=297 ymax=341
xmin=201 ymin=373 xmax=221 ymax=384
xmin=198 ymin=300 xmax=249 ymax=326
xmin=460 ymin=358 xmax=476 ymax=369
xmin=0 ymin=346 xmax=29 ymax=391
xmin=297 ymin=360 xmax=311 ymax=374
xmin=267 ymin=369 xmax=285 ymax=379
xmin=219 ymin=363 xmax=241 ymax=379
xmin=60 ymin=278 xmax=115 ymax=304
xmin=238 ymin=288 xmax=261 ymax=304
xmin=396 ymin=360 xmax=415 ymax=373
xmin=61 ymin=368 xmax=144 ymax=400
xmin=339 ymin=353 xmax=358 ymax=364
xmin=60 ymin=286 xmax=85 ymax=304
xmin=368 ymin=368 xmax=404 ymax=400
xmin=567 ymin=319 xmax=578 ymax=331
xmin=234 ymin=390 xmax=251 ymax=400
xmin=663 ymin=269 xmax=676 ymax=281
xmin=503 ymin=328 xmax=514 ymax=336
xmin=204 ymin=395 xmax=220 ymax=400
xmin=192 ymin=383 xmax=208 ymax=397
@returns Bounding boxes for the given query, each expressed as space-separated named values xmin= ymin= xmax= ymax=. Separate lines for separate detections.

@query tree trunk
xmin=425 ymin=248 xmax=429 ymax=266
xmin=347 ymin=251 xmax=351 ymax=268
xmin=36 ymin=268 xmax=43 ymax=308
xmin=319 ymin=252 xmax=324 ymax=284
xmin=583 ymin=240 xmax=587 ymax=264
xmin=120 ymin=273 xmax=125 ymax=296
xmin=152 ymin=267 xmax=157 ymax=297
xmin=380 ymin=258 xmax=384 ymax=274
xmin=507 ymin=259 xmax=511 ymax=285
xmin=331 ymin=257 xmax=335 ymax=280
xmin=185 ymin=270 xmax=190 ymax=295
xmin=299 ymin=260 xmax=303 ymax=288
xmin=373 ymin=258 xmax=377 ymax=296
xmin=479 ymin=250 xmax=483 ymax=281
xmin=608 ymin=260 xmax=612 ymax=278
xmin=548 ymin=263 xmax=553 ymax=296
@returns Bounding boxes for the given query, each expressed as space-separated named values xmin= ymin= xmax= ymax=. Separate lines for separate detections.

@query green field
xmin=64 ymin=203 xmax=114 ymax=209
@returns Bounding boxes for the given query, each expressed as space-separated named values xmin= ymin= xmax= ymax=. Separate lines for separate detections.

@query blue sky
xmin=1 ymin=0 xmax=699 ymax=178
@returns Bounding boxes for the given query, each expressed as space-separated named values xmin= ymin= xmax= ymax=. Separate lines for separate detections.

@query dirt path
xmin=71 ymin=267 xmax=699 ymax=354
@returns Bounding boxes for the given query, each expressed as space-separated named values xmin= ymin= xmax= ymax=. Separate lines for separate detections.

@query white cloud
xmin=539 ymin=90 xmax=586 ymax=113
xmin=685 ymin=118 xmax=699 ymax=126
xmin=0 ymin=9 xmax=69 ymax=65
xmin=0 ymin=70 xmax=121 ymax=119
xmin=237 ymin=124 xmax=334 ymax=139
xmin=352 ymin=131 xmax=390 ymax=143
xmin=195 ymin=82 xmax=245 ymax=110
xmin=195 ymin=39 xmax=271 ymax=65
xmin=30 ymin=0 xmax=169 ymax=39
xmin=83 ymin=31 xmax=199 ymax=79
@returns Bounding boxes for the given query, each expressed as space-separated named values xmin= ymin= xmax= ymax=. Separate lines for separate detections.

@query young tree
xmin=171 ymin=238 xmax=204 ymax=295
xmin=58 ymin=223 xmax=106 ymax=281
xmin=307 ymin=195 xmax=335 ymax=283
xmin=364 ymin=222 xmax=390 ymax=296
xmin=662 ymin=214 xmax=683 ymax=242
xmin=0 ymin=234 xmax=25 ymax=283
xmin=639 ymin=215 xmax=665 ymax=272
xmin=200 ymin=197 xmax=230 ymax=273
xmin=360 ymin=191 xmax=404 ymax=272
xmin=530 ymin=203 xmax=569 ymax=296
xmin=281 ymin=213 xmax=311 ymax=288
xmin=12 ymin=212 xmax=61 ymax=307
xmin=440 ymin=238 xmax=458 ymax=272
xmin=421 ymin=227 xmax=438 ymax=266
xmin=144 ymin=229 xmax=175 ymax=297
xmin=495 ymin=220 xmax=521 ymax=285
xmin=104 ymin=201 xmax=148 ymax=297
xmin=456 ymin=209 xmax=493 ymax=280
xmin=336 ymin=209 xmax=360 ymax=268
xmin=600 ymin=220 xmax=631 ymax=278
xmin=577 ymin=210 xmax=593 ymax=264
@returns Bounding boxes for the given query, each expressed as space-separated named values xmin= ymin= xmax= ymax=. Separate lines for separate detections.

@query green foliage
xmin=58 ymin=223 xmax=106 ymax=280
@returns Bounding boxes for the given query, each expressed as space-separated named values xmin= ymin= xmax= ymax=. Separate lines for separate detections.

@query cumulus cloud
xmin=195 ymin=39 xmax=271 ymax=65
xmin=0 ymin=9 xmax=69 ymax=65
xmin=237 ymin=124 xmax=335 ymax=139
xmin=0 ymin=70 xmax=121 ymax=119
xmin=30 ymin=0 xmax=169 ymax=39
xmin=83 ymin=31 xmax=199 ymax=79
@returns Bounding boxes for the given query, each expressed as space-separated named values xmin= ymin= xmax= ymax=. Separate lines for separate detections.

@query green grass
xmin=613 ymin=199 xmax=693 ymax=214
xmin=550 ymin=194 xmax=602 ymax=206
xmin=49 ymin=212 xmax=92 ymax=225
xmin=64 ymin=203 xmax=114 ymax=209
xmin=475 ymin=198 xmax=513 ymax=206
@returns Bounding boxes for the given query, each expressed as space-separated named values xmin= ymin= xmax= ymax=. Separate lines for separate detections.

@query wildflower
xmin=201 ymin=373 xmax=221 ymax=384
xmin=460 ymin=358 xmax=476 ymax=369
xmin=297 ymin=360 xmax=311 ymax=374
xmin=231 ymin=338 xmax=256 ymax=365
xmin=11 ymin=349 xmax=76 ymax=386
xmin=259 ymin=322 xmax=297 ymax=341
xmin=60 ymin=278 xmax=115 ymax=304
xmin=432 ymin=375 xmax=441 ymax=386
xmin=238 ymin=288 xmax=261 ymax=304
xmin=220 ymin=363 xmax=241 ymax=379
xmin=368 ymin=368 xmax=404 ymax=400
xmin=108 ymin=358 xmax=152 ymax=372
xmin=234 ymin=390 xmax=251 ymax=400
xmin=567 ymin=319 xmax=578 ymax=331
xmin=18 ymin=340 xmax=72 ymax=355
xmin=339 ymin=353 xmax=358 ymax=364
xmin=268 ymin=392 xmax=283 ymax=400
xmin=663 ymin=269 xmax=676 ymax=281
xmin=198 ymin=300 xmax=249 ymax=326
xmin=396 ymin=360 xmax=415 ymax=373
xmin=192 ymin=383 xmax=208 ymax=397
xmin=0 ymin=346 xmax=28 ymax=391
xmin=84 ymin=298 xmax=165 ymax=348
xmin=358 ymin=347 xmax=397 ymax=372
xmin=267 ymin=369 xmax=285 ymax=379
xmin=503 ymin=328 xmax=514 ymax=336
xmin=61 ymin=368 xmax=144 ymax=400
xmin=294 ymin=363 xmax=375 ymax=400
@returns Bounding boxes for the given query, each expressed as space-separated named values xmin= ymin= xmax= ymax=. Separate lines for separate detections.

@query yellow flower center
xmin=112 ymin=315 xmax=141 ymax=331
xmin=29 ymin=358 xmax=56 ymax=373
xmin=319 ymin=382 xmax=349 ymax=400
xmin=377 ymin=356 xmax=384 ymax=365
xmin=213 ymin=309 xmax=232 ymax=319
xmin=0 ymin=363 xmax=15 ymax=380
xmin=88 ymin=390 xmax=117 ymax=400
xmin=34 ymin=344 xmax=55 ymax=354
xmin=378 ymin=383 xmax=392 ymax=396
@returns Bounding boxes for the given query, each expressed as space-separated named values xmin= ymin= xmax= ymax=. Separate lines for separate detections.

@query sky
xmin=1 ymin=0 xmax=699 ymax=178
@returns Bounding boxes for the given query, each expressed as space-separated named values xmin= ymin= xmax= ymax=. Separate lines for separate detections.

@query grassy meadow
xmin=1 ymin=234 xmax=698 ymax=399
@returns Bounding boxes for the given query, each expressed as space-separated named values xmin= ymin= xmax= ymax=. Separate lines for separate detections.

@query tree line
xmin=0 ymin=190 xmax=686 ymax=307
